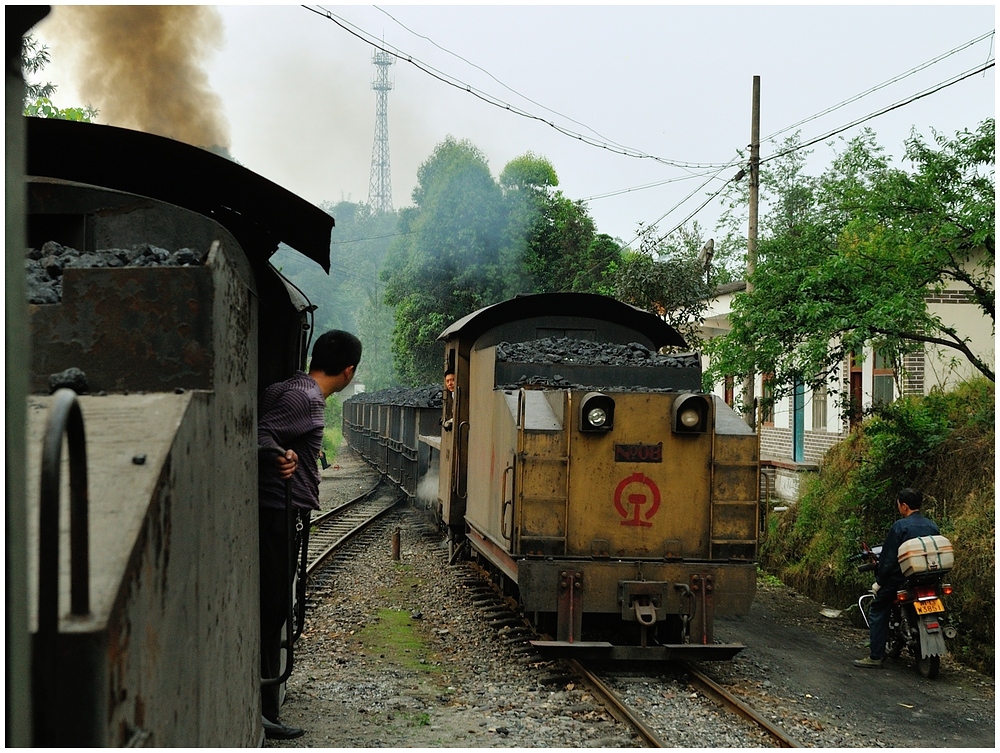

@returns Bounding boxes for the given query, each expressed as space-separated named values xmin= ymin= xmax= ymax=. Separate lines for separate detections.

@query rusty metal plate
xmin=29 ymin=267 xmax=213 ymax=394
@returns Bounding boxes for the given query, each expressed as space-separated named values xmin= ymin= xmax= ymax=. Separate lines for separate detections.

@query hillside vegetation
xmin=759 ymin=379 xmax=995 ymax=674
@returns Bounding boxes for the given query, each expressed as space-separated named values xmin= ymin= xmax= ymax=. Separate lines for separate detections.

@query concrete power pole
xmin=742 ymin=75 xmax=760 ymax=428
xmin=367 ymin=49 xmax=394 ymax=213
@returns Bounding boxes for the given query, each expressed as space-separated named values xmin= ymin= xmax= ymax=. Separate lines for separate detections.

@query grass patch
xmin=756 ymin=567 xmax=784 ymax=588
xmin=355 ymin=607 xmax=441 ymax=674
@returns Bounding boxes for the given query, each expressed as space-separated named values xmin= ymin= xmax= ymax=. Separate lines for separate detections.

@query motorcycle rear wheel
xmin=917 ymin=653 xmax=940 ymax=679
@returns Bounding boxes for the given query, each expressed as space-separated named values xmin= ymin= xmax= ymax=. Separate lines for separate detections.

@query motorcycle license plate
xmin=914 ymin=599 xmax=944 ymax=615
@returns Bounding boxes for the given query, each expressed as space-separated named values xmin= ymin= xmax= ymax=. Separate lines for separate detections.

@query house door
xmin=792 ymin=380 xmax=805 ymax=463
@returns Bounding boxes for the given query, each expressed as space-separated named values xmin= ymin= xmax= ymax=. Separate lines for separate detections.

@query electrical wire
xmin=580 ymin=169 xmax=721 ymax=202
xmin=301 ymin=5 xmax=991 ymax=245
xmin=761 ymin=30 xmax=995 ymax=146
xmin=372 ymin=5 xmax=633 ymax=154
xmin=302 ymin=4 xmax=731 ymax=170
xmin=761 ymin=58 xmax=995 ymax=165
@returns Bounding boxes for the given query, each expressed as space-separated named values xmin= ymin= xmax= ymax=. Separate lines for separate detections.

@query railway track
xmin=569 ymin=658 xmax=802 ymax=748
xmin=296 ymin=462 xmax=799 ymax=747
xmin=455 ymin=559 xmax=801 ymax=747
xmin=305 ymin=479 xmax=403 ymax=575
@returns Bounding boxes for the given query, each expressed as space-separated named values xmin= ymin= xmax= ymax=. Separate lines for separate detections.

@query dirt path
xmin=710 ymin=583 xmax=994 ymax=747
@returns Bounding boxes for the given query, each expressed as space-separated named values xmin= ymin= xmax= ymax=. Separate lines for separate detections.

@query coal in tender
xmin=496 ymin=337 xmax=699 ymax=369
xmin=49 ymin=367 xmax=88 ymax=395
xmin=25 ymin=242 xmax=207 ymax=304
xmin=346 ymin=384 xmax=443 ymax=409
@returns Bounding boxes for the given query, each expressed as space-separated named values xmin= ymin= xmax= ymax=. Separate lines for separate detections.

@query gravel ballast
xmin=269 ymin=446 xmax=995 ymax=748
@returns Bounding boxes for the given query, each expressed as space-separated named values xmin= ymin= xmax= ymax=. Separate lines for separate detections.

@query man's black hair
xmin=310 ymin=330 xmax=362 ymax=376
xmin=444 ymin=368 xmax=455 ymax=376
xmin=897 ymin=488 xmax=923 ymax=510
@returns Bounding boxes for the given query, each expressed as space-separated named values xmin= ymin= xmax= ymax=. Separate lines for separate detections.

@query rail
xmin=569 ymin=656 xmax=802 ymax=748
xmin=306 ymin=481 xmax=402 ymax=575
xmin=682 ymin=662 xmax=801 ymax=748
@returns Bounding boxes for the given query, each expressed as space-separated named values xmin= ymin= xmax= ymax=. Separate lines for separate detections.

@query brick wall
xmin=925 ymin=290 xmax=974 ymax=304
xmin=902 ymin=352 xmax=925 ymax=395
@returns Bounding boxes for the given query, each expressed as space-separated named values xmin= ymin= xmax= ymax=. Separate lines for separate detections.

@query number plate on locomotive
xmin=614 ymin=443 xmax=662 ymax=463
xmin=914 ymin=598 xmax=944 ymax=614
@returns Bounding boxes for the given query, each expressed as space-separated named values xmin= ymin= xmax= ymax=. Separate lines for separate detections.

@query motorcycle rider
xmin=854 ymin=488 xmax=940 ymax=668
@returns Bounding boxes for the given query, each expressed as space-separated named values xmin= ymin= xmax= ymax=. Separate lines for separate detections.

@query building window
xmin=761 ymin=373 xmax=775 ymax=426
xmin=873 ymin=348 xmax=895 ymax=407
xmin=811 ymin=383 xmax=828 ymax=431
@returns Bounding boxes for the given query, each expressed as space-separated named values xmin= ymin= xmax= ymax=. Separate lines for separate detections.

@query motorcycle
xmin=854 ymin=541 xmax=958 ymax=679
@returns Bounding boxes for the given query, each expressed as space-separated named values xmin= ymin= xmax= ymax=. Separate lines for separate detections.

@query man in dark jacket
xmin=257 ymin=330 xmax=362 ymax=737
xmin=854 ymin=488 xmax=940 ymax=668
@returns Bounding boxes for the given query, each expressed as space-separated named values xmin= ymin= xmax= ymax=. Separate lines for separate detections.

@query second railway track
xmin=306 ymin=479 xmax=404 ymax=575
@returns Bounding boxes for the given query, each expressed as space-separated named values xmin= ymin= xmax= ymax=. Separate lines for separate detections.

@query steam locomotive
xmin=345 ymin=293 xmax=759 ymax=660
xmin=9 ymin=114 xmax=331 ymax=745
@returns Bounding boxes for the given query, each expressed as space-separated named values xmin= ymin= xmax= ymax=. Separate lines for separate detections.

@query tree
xmin=612 ymin=223 xmax=713 ymax=349
xmin=706 ymin=121 xmax=995 ymax=398
xmin=273 ymin=200 xmax=400 ymax=390
xmin=382 ymin=140 xmax=625 ymax=383
xmin=382 ymin=137 xmax=509 ymax=384
xmin=21 ymin=34 xmax=98 ymax=122
xmin=500 ymin=153 xmax=620 ymax=295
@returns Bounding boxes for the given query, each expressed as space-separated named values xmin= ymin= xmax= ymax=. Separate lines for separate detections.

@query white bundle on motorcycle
xmin=897 ymin=535 xmax=954 ymax=577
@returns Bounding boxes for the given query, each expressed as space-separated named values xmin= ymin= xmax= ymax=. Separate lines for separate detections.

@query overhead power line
xmin=372 ymin=5 xmax=634 ymax=154
xmin=762 ymin=58 xmax=995 ymax=165
xmin=762 ymin=30 xmax=995 ymax=146
xmin=302 ymin=4 xmax=731 ymax=170
xmin=299 ymin=5 xmax=992 ymax=242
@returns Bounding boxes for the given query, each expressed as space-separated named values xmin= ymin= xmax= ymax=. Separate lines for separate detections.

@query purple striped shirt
xmin=258 ymin=371 xmax=325 ymax=511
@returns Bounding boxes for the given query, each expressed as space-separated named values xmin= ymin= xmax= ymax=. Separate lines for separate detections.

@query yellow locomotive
xmin=345 ymin=293 xmax=759 ymax=659
xmin=435 ymin=293 xmax=758 ymax=660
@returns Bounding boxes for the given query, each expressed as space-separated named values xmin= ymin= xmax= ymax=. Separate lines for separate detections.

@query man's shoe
xmin=262 ymin=716 xmax=305 ymax=740
xmin=853 ymin=656 xmax=883 ymax=668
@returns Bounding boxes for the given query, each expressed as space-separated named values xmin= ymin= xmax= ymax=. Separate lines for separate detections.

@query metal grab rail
xmin=34 ymin=388 xmax=91 ymax=745
xmin=258 ymin=446 xmax=297 ymax=688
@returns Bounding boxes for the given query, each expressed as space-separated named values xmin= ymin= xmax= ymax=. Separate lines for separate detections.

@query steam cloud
xmin=47 ymin=6 xmax=230 ymax=151
xmin=416 ymin=469 xmax=440 ymax=510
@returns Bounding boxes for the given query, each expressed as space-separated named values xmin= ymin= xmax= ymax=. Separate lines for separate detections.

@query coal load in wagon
xmin=346 ymin=385 xmax=442 ymax=409
xmin=25 ymin=241 xmax=206 ymax=304
xmin=494 ymin=337 xmax=702 ymax=393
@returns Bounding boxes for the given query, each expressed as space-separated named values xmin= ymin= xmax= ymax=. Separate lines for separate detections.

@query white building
xmin=700 ymin=269 xmax=994 ymax=504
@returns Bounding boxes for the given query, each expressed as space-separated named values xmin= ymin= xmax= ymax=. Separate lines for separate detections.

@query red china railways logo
xmin=613 ymin=473 xmax=661 ymax=527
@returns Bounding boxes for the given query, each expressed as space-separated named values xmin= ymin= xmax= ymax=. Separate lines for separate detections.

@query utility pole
xmin=367 ymin=49 xmax=394 ymax=213
xmin=742 ymin=75 xmax=760 ymax=428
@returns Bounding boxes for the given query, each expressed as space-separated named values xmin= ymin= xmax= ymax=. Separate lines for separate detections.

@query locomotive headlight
xmin=679 ymin=408 xmax=701 ymax=428
xmin=587 ymin=407 xmax=608 ymax=427
xmin=672 ymin=393 xmax=711 ymax=434
xmin=579 ymin=392 xmax=614 ymax=432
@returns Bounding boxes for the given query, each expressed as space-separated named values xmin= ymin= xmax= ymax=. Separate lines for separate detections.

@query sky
xmin=32 ymin=4 xmax=995 ymax=248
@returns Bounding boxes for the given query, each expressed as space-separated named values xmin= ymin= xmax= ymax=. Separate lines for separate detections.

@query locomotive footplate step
xmin=530 ymin=640 xmax=746 ymax=662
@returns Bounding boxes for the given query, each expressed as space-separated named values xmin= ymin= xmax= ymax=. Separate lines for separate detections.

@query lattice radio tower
xmin=367 ymin=49 xmax=395 ymax=213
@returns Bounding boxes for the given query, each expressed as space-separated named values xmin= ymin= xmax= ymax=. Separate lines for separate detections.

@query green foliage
xmin=273 ymin=201 xmax=400 ymax=391
xmin=23 ymin=97 xmax=98 ymax=122
xmin=382 ymin=138 xmax=622 ymax=384
xmin=382 ymin=138 xmax=509 ymax=384
xmin=321 ymin=396 xmax=343 ymax=461
xmin=760 ymin=379 xmax=995 ymax=673
xmin=707 ymin=122 xmax=995 ymax=397
xmin=21 ymin=35 xmax=98 ymax=122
